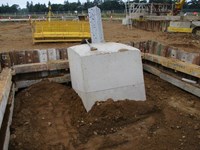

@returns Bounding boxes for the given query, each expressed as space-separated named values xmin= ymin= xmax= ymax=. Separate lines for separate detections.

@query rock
xmin=194 ymin=125 xmax=199 ymax=130
xmin=25 ymin=92 xmax=30 ymax=97
xmin=182 ymin=135 xmax=186 ymax=139
xmin=197 ymin=135 xmax=200 ymax=139
xmin=48 ymin=122 xmax=52 ymax=126
xmin=10 ymin=134 xmax=16 ymax=139
xmin=18 ymin=142 xmax=22 ymax=146
xmin=24 ymin=121 xmax=29 ymax=125
xmin=93 ymin=131 xmax=98 ymax=135
xmin=170 ymin=97 xmax=175 ymax=100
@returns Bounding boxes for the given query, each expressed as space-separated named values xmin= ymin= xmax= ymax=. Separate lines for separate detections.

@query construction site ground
xmin=0 ymin=21 xmax=199 ymax=149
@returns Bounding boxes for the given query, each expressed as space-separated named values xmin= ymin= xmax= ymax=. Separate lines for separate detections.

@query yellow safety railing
xmin=167 ymin=26 xmax=193 ymax=33
xmin=32 ymin=21 xmax=91 ymax=43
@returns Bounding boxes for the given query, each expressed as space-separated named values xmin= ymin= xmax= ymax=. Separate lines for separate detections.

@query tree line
xmin=0 ymin=0 xmax=199 ymax=14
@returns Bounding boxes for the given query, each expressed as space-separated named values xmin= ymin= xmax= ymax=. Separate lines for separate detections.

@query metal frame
xmin=125 ymin=1 xmax=174 ymax=19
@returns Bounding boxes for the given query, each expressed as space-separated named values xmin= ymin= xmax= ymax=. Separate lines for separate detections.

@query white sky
xmin=0 ymin=0 xmax=84 ymax=8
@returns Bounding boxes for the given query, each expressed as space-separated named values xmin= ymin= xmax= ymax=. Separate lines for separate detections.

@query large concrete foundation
xmin=68 ymin=42 xmax=146 ymax=111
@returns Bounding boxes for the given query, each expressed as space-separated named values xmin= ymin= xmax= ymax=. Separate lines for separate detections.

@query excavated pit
xmin=9 ymin=72 xmax=200 ymax=150
xmin=0 ymin=21 xmax=200 ymax=150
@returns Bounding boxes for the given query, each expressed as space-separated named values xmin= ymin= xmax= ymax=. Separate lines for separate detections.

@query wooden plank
xmin=143 ymin=64 xmax=200 ymax=97
xmin=13 ymin=60 xmax=69 ymax=74
xmin=1 ymin=53 xmax=11 ymax=68
xmin=0 ymin=68 xmax=12 ymax=129
xmin=59 ymin=48 xmax=68 ymax=60
xmin=0 ymin=84 xmax=15 ymax=150
xmin=15 ymin=74 xmax=70 ymax=89
xmin=25 ymin=51 xmax=39 ymax=64
xmin=142 ymin=53 xmax=200 ymax=78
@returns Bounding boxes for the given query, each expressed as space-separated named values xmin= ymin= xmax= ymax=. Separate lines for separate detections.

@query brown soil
xmin=10 ymin=73 xmax=200 ymax=150
xmin=0 ymin=21 xmax=200 ymax=53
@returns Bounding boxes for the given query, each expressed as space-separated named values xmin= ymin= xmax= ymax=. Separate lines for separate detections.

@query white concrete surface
xmin=68 ymin=42 xmax=146 ymax=111
xmin=88 ymin=6 xmax=104 ymax=43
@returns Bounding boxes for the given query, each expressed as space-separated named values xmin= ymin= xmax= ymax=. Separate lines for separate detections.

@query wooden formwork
xmin=133 ymin=40 xmax=200 ymax=97
xmin=132 ymin=20 xmax=170 ymax=32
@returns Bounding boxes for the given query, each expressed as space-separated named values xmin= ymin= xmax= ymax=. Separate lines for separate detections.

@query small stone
xmin=182 ymin=135 xmax=186 ymax=139
xmin=42 ymin=117 xmax=45 ymax=120
xmin=25 ymin=92 xmax=30 ymax=97
xmin=48 ymin=122 xmax=52 ymax=126
xmin=81 ymin=120 xmax=84 ymax=123
xmin=93 ymin=131 xmax=98 ymax=135
xmin=180 ymin=143 xmax=184 ymax=145
xmin=97 ymin=102 xmax=100 ymax=106
xmin=176 ymin=126 xmax=181 ymax=129
xmin=194 ymin=125 xmax=199 ymax=130
xmin=10 ymin=134 xmax=16 ymax=139
xmin=24 ymin=121 xmax=29 ymax=125
xmin=197 ymin=135 xmax=200 ymax=139
xmin=18 ymin=142 xmax=22 ymax=146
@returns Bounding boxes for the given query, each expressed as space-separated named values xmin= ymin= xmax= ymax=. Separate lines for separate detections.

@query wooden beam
xmin=143 ymin=64 xmax=200 ymax=97
xmin=142 ymin=53 xmax=200 ymax=78
xmin=13 ymin=60 xmax=69 ymax=74
xmin=0 ymin=68 xmax=12 ymax=129
xmin=0 ymin=84 xmax=15 ymax=150
xmin=15 ymin=74 xmax=71 ymax=89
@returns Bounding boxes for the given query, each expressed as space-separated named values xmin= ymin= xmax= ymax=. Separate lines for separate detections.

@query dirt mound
xmin=73 ymin=99 xmax=159 ymax=143
xmin=9 ymin=76 xmax=200 ymax=150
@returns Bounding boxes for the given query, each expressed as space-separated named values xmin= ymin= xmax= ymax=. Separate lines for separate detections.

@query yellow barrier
xmin=32 ymin=21 xmax=91 ymax=43
xmin=167 ymin=26 xmax=193 ymax=33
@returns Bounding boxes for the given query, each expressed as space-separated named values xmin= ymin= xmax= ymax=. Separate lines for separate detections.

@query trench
xmin=0 ymin=41 xmax=199 ymax=149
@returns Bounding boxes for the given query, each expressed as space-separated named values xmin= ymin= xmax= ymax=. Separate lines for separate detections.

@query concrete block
xmin=68 ymin=42 xmax=146 ymax=111
xmin=47 ymin=48 xmax=57 ymax=61
xmin=170 ymin=49 xmax=177 ymax=59
xmin=88 ymin=6 xmax=104 ymax=43
xmin=38 ymin=50 xmax=48 ymax=63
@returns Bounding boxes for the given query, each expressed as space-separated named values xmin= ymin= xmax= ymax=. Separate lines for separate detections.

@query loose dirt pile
xmin=9 ymin=73 xmax=200 ymax=150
